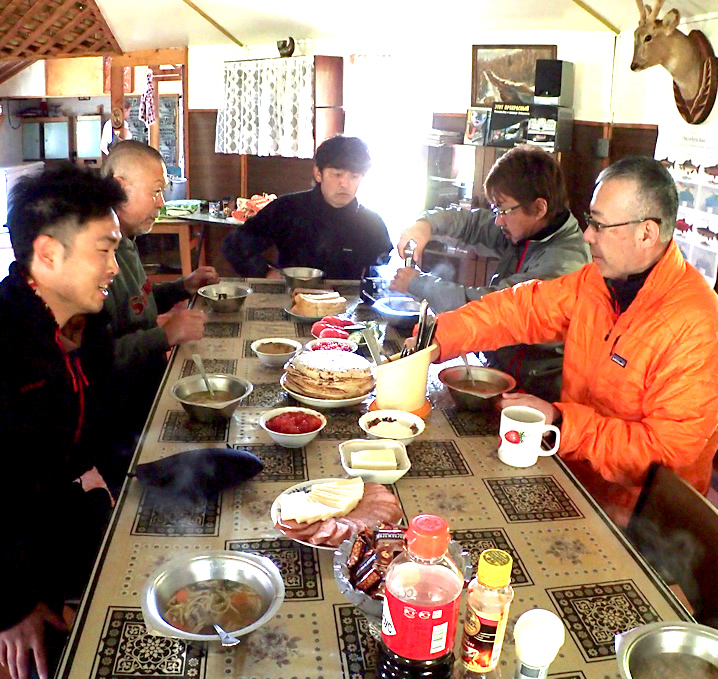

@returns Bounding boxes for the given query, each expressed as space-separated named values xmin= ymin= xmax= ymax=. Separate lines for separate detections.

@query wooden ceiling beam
xmin=15 ymin=0 xmax=88 ymax=56
xmin=1 ymin=0 xmax=72 ymax=53
xmin=113 ymin=48 xmax=188 ymax=67
xmin=49 ymin=19 xmax=100 ymax=56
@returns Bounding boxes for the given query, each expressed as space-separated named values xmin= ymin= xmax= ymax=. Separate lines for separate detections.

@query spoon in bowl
xmin=461 ymin=353 xmax=476 ymax=386
xmin=192 ymin=353 xmax=216 ymax=398
xmin=213 ymin=624 xmax=241 ymax=647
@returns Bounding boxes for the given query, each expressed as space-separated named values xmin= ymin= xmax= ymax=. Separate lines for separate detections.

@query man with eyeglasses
xmin=428 ymin=156 xmax=718 ymax=525
xmin=101 ymin=141 xmax=219 ymax=490
xmin=392 ymin=145 xmax=589 ymax=401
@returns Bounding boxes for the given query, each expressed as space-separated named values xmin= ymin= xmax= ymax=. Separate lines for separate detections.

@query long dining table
xmin=57 ymin=279 xmax=690 ymax=679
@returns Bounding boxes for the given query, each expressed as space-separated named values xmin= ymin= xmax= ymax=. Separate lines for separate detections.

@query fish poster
xmin=655 ymin=128 xmax=718 ymax=287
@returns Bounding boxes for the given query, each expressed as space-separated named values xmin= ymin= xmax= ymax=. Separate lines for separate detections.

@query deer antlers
xmin=635 ymin=0 xmax=665 ymax=23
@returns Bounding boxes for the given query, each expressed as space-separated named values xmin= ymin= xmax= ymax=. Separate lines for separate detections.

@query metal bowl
xmin=281 ymin=267 xmax=324 ymax=290
xmin=372 ymin=296 xmax=421 ymax=328
xmin=615 ymin=621 xmax=718 ymax=679
xmin=171 ymin=374 xmax=253 ymax=422
xmin=141 ymin=550 xmax=285 ymax=643
xmin=439 ymin=366 xmax=516 ymax=411
xmin=197 ymin=282 xmax=252 ymax=313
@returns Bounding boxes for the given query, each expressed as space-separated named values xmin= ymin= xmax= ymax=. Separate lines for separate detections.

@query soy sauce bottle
xmin=376 ymin=514 xmax=464 ymax=679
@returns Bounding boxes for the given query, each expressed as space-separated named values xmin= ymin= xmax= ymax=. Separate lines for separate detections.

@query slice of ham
xmin=274 ymin=482 xmax=403 ymax=547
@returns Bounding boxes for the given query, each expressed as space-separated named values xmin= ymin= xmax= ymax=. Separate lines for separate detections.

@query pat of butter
xmin=350 ymin=448 xmax=398 ymax=470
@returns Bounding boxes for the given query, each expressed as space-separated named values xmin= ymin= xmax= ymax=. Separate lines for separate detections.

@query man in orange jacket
xmin=431 ymin=156 xmax=718 ymax=525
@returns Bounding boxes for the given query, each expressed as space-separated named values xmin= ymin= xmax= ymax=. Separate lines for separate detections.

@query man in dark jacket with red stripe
xmin=0 ymin=165 xmax=125 ymax=679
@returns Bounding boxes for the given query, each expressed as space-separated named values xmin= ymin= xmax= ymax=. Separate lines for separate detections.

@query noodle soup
xmin=164 ymin=578 xmax=263 ymax=634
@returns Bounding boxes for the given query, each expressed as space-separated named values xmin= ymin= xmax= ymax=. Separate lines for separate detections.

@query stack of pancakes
xmin=284 ymin=350 xmax=374 ymax=400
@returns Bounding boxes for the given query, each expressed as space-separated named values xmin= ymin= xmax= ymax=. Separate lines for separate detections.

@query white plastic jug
xmin=375 ymin=343 xmax=437 ymax=413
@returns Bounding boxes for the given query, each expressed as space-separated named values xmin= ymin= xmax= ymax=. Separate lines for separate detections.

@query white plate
xmin=284 ymin=306 xmax=324 ymax=323
xmin=271 ymin=478 xmax=349 ymax=550
xmin=280 ymin=374 xmax=372 ymax=409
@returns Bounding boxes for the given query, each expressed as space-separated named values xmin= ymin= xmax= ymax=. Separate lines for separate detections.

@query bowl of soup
xmin=438 ymin=365 xmax=516 ymax=411
xmin=141 ymin=550 xmax=285 ymax=643
xmin=171 ymin=374 xmax=253 ymax=422
xmin=251 ymin=338 xmax=303 ymax=368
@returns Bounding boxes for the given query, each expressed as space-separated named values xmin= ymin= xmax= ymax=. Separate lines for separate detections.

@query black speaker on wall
xmin=534 ymin=60 xmax=574 ymax=107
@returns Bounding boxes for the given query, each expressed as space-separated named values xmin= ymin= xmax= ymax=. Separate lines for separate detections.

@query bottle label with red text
xmin=381 ymin=590 xmax=461 ymax=660
xmin=460 ymin=607 xmax=509 ymax=671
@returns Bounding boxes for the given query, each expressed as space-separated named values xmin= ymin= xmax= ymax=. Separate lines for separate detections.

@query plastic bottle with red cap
xmin=377 ymin=514 xmax=464 ymax=679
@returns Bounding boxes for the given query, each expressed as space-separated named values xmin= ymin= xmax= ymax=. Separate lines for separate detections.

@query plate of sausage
xmin=271 ymin=478 xmax=404 ymax=550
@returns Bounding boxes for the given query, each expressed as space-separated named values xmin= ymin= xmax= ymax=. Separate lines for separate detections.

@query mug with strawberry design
xmin=498 ymin=406 xmax=560 ymax=468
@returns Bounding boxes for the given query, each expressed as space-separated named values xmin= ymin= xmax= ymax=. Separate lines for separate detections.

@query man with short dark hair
xmin=101 ymin=141 xmax=219 ymax=486
xmin=222 ymin=135 xmax=392 ymax=279
xmin=430 ymin=156 xmax=718 ymax=525
xmin=0 ymin=165 xmax=124 ymax=679
xmin=393 ymin=145 xmax=590 ymax=401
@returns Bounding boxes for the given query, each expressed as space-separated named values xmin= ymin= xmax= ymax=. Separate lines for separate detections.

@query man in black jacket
xmin=222 ymin=135 xmax=392 ymax=279
xmin=0 ymin=165 xmax=124 ymax=679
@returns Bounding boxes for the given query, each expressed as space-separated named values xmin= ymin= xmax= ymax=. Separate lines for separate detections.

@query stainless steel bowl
xmin=439 ymin=365 xmax=516 ymax=411
xmin=615 ymin=621 xmax=718 ymax=679
xmin=171 ymin=374 xmax=253 ymax=422
xmin=281 ymin=267 xmax=324 ymax=289
xmin=141 ymin=550 xmax=285 ymax=643
xmin=197 ymin=282 xmax=252 ymax=313
xmin=372 ymin=296 xmax=421 ymax=328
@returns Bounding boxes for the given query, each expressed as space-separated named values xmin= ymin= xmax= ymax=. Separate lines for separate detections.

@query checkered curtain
xmin=215 ymin=56 xmax=315 ymax=158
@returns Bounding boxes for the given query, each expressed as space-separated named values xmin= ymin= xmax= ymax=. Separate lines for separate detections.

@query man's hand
xmin=0 ymin=604 xmax=67 ymax=679
xmin=396 ymin=220 xmax=432 ymax=265
xmin=183 ymin=266 xmax=220 ymax=295
xmin=389 ymin=267 xmax=420 ymax=294
xmin=161 ymin=309 xmax=206 ymax=346
xmin=497 ymin=392 xmax=561 ymax=424
xmin=266 ymin=268 xmax=283 ymax=280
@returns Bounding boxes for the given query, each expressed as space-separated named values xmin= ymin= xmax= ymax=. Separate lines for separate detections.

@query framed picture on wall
xmin=471 ymin=45 xmax=557 ymax=106
xmin=464 ymin=106 xmax=492 ymax=145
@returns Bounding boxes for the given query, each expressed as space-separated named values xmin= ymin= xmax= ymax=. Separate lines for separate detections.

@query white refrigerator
xmin=0 ymin=162 xmax=44 ymax=279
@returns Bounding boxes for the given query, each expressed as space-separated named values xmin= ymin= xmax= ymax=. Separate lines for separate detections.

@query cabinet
xmin=22 ymin=117 xmax=72 ymax=161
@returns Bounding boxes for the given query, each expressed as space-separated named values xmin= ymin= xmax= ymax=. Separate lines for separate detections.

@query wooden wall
xmin=561 ymin=121 xmax=658 ymax=225
xmin=187 ymin=110 xmax=243 ymax=201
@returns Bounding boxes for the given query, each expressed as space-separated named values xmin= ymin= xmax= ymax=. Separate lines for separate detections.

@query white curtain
xmin=215 ymin=56 xmax=315 ymax=158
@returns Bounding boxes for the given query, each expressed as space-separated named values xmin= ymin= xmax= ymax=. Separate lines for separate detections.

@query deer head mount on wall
xmin=631 ymin=0 xmax=717 ymax=124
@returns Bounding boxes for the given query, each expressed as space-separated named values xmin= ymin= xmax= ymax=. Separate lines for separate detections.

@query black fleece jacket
xmin=222 ymin=185 xmax=392 ymax=279
xmin=0 ymin=263 xmax=112 ymax=630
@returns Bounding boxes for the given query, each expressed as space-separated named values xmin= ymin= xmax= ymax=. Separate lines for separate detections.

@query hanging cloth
xmin=138 ymin=69 xmax=156 ymax=128
xmin=215 ymin=56 xmax=315 ymax=158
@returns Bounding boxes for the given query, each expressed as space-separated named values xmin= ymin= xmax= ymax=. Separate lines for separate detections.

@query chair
xmin=626 ymin=463 xmax=718 ymax=627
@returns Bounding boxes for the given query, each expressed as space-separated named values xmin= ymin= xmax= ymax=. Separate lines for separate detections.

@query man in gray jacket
xmin=392 ymin=145 xmax=590 ymax=401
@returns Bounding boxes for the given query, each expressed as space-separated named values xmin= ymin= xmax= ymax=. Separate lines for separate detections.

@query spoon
xmin=461 ymin=353 xmax=476 ymax=386
xmin=192 ymin=353 xmax=215 ymax=398
xmin=213 ymin=624 xmax=241 ymax=647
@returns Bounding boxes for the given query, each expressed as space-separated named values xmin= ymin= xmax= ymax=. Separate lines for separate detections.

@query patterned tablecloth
xmin=57 ymin=280 xmax=690 ymax=679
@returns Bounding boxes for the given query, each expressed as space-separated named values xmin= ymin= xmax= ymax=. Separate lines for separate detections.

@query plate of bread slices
xmin=287 ymin=287 xmax=347 ymax=321
xmin=271 ymin=477 xmax=403 ymax=549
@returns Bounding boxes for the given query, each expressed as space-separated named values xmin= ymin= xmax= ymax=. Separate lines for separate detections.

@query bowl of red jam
xmin=259 ymin=407 xmax=327 ymax=447
xmin=304 ymin=338 xmax=358 ymax=353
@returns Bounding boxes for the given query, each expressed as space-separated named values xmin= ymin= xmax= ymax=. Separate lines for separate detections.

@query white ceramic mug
xmin=498 ymin=405 xmax=560 ymax=468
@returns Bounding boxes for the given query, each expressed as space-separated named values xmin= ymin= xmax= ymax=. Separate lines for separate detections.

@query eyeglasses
xmin=583 ymin=213 xmax=662 ymax=231
xmin=491 ymin=204 xmax=522 ymax=217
